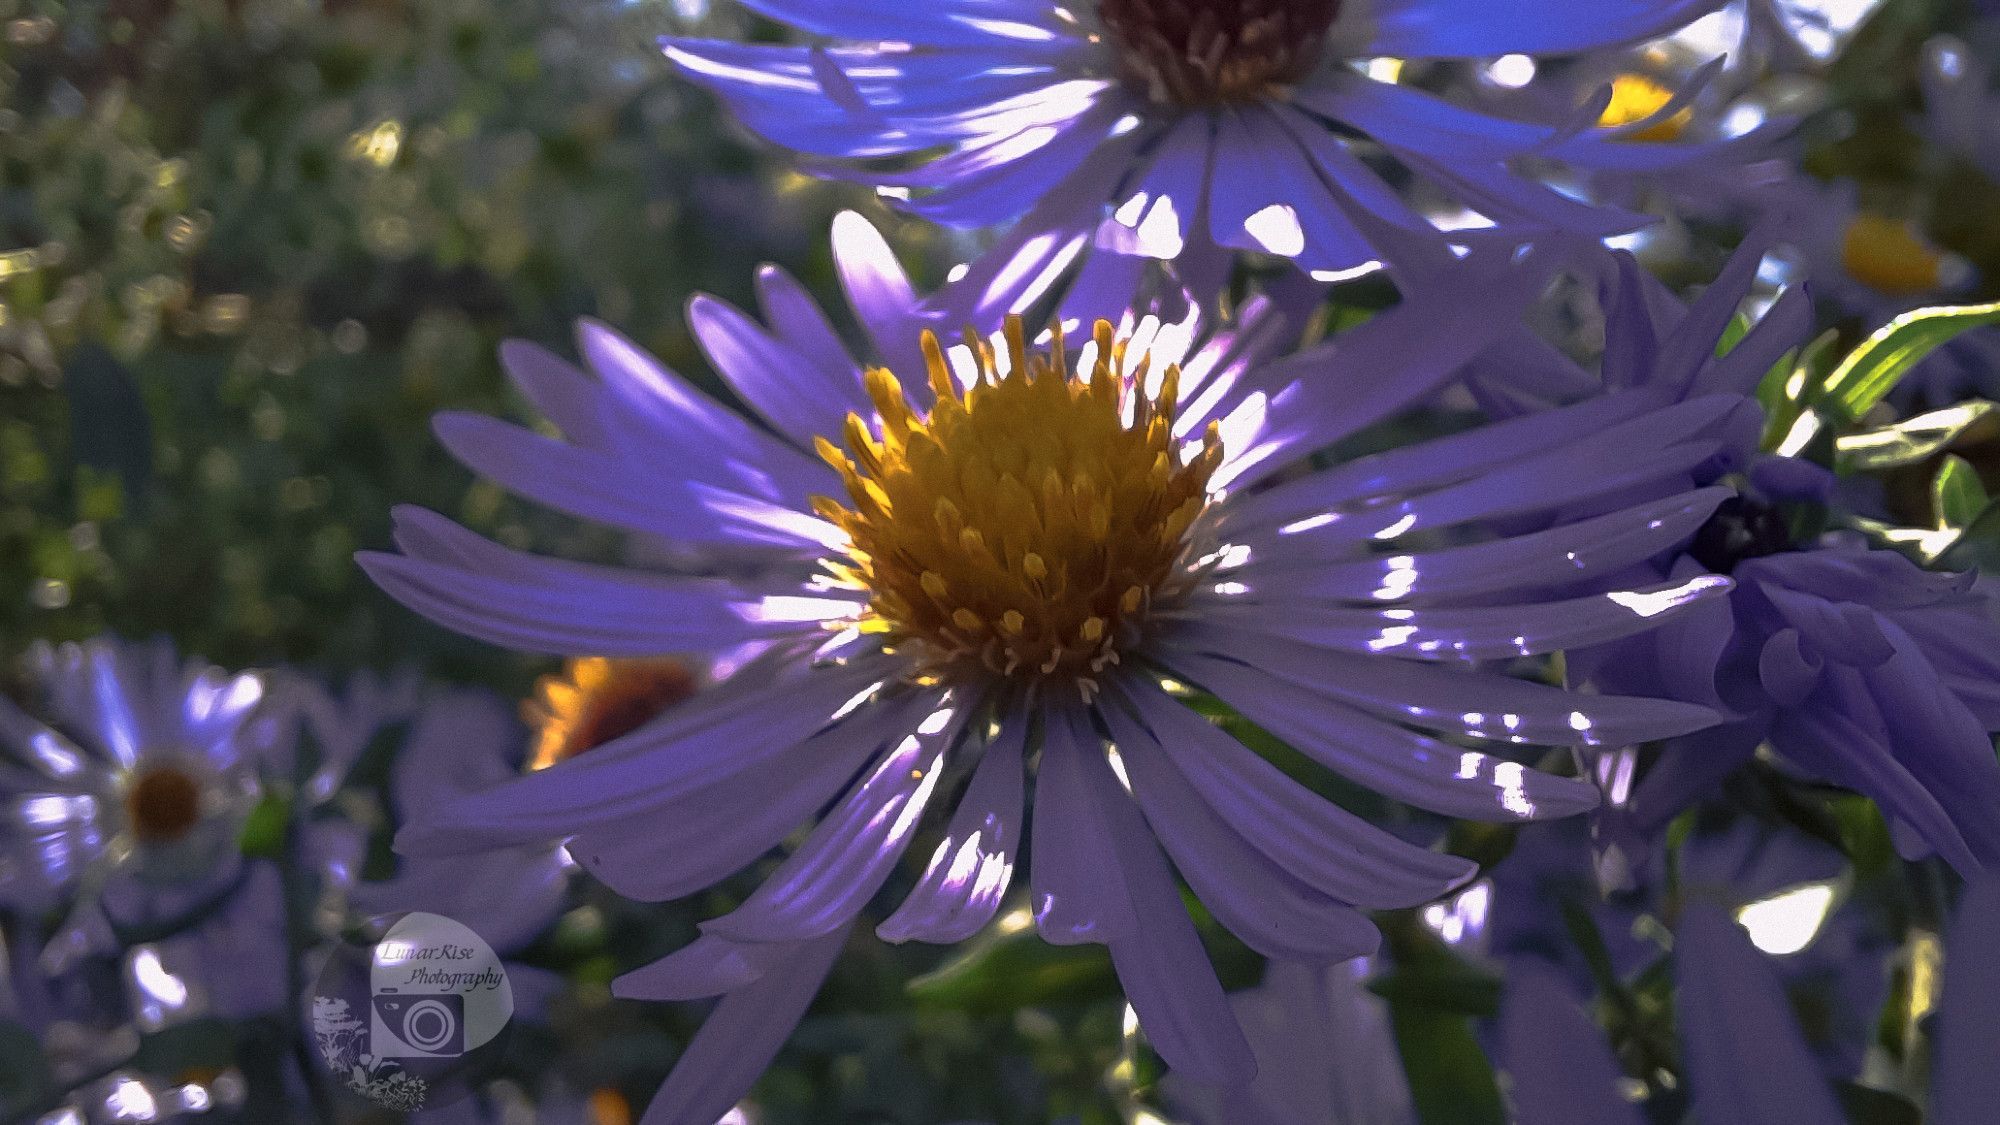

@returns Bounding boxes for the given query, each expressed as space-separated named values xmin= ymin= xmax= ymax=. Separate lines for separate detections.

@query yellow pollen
xmin=1842 ymin=213 xmax=1945 ymax=296
xmin=1598 ymin=74 xmax=1689 ymax=143
xmin=525 ymin=657 xmax=698 ymax=770
xmin=815 ymin=316 xmax=1223 ymax=685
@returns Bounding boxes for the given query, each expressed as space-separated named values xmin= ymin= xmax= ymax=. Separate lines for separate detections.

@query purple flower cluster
xmin=338 ymin=2 xmax=2000 ymax=1119
xmin=10 ymin=0 xmax=2000 ymax=1121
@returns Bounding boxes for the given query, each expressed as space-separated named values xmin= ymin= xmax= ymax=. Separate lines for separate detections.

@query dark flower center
xmin=1098 ymin=0 xmax=1341 ymax=106
xmin=125 ymin=765 xmax=203 ymax=844
xmin=1687 ymin=496 xmax=1793 ymax=575
xmin=527 ymin=657 xmax=699 ymax=770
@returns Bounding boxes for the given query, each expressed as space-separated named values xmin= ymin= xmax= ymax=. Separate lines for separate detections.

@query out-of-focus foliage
xmin=0 ymin=0 xmax=881 ymax=681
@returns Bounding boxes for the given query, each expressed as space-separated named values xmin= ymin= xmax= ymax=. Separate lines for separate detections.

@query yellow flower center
xmin=1842 ymin=213 xmax=1944 ymax=296
xmin=525 ymin=657 xmax=699 ymax=770
xmin=1598 ymin=74 xmax=1690 ymax=143
xmin=124 ymin=763 xmax=203 ymax=844
xmin=587 ymin=1088 xmax=632 ymax=1125
xmin=813 ymin=318 xmax=1222 ymax=689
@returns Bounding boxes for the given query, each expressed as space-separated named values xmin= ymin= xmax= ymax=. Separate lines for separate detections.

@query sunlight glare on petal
xmin=1735 ymin=882 xmax=1839 ymax=955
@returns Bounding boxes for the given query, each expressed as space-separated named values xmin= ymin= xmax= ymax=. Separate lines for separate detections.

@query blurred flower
xmin=1504 ymin=876 xmax=2000 ymax=1125
xmin=1488 ymin=812 xmax=1891 ymax=1076
xmin=351 ymin=689 xmax=572 ymax=957
xmin=665 ymin=0 xmax=1739 ymax=302
xmin=1161 ymin=959 xmax=1415 ymax=1125
xmin=257 ymin=665 xmax=425 ymax=894
xmin=0 ymin=638 xmax=265 ymax=926
xmin=1480 ymin=235 xmax=2000 ymax=878
xmin=122 ymin=860 xmax=292 ymax=1028
xmin=1670 ymin=0 xmax=1888 ymax=75
xmin=360 ymin=215 xmax=1732 ymax=1120
xmin=525 ymin=657 xmax=702 ymax=772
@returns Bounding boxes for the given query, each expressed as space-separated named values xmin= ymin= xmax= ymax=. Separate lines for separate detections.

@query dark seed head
xmin=1098 ymin=0 xmax=1342 ymax=106
xmin=125 ymin=765 xmax=203 ymax=844
xmin=1687 ymin=496 xmax=1793 ymax=575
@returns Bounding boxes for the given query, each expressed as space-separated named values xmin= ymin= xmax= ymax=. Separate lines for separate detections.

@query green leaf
xmin=1387 ymin=1006 xmax=1506 ymax=1125
xmin=907 ymin=924 xmax=1122 ymax=1014
xmin=1821 ymin=301 xmax=2000 ymax=422
xmin=1835 ymin=1081 xmax=1921 ymax=1125
xmin=1933 ymin=454 xmax=1987 ymax=529
xmin=1371 ymin=917 xmax=1505 ymax=1019
xmin=1759 ymin=329 xmax=1836 ymax=451
xmin=1835 ymin=400 xmax=1999 ymax=472
xmin=1716 ymin=310 xmax=1752 ymax=357
xmin=1935 ymin=498 xmax=2000 ymax=572
xmin=238 ymin=792 xmax=292 ymax=859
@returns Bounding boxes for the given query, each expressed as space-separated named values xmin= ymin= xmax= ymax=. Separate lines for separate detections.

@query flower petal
xmin=1168 ymin=649 xmax=1599 ymax=821
xmin=1115 ymin=676 xmax=1477 ymax=907
xmin=1165 ymin=623 xmax=1720 ymax=748
xmin=1676 ymin=902 xmax=1846 ymax=1125
xmin=392 ymin=658 xmax=890 ymax=853
xmin=359 ymin=510 xmax=817 ymax=656
xmin=636 ymin=924 xmax=851 ymax=1125
xmin=1933 ymin=878 xmax=2000 ymax=1124
xmin=703 ymin=694 xmax=971 ymax=942
xmin=878 ymin=718 xmax=1027 ymax=944
xmin=1362 ymin=0 xmax=1724 ymax=58
xmin=1500 ymin=960 xmax=1646 ymax=1125
xmin=1101 ymin=693 xmax=1383 ymax=962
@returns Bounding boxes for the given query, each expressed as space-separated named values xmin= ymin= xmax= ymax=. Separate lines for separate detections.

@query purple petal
xmin=1194 ymin=575 xmax=1732 ymax=662
xmin=703 ymin=694 xmax=970 ymax=942
xmin=1773 ymin=700 xmax=1980 ymax=876
xmin=1030 ymin=703 xmax=1135 ymax=945
xmin=1100 ymin=113 xmax=1214 ymax=260
xmin=1101 ymin=693 xmax=1384 ymax=961
xmin=1500 ymin=960 xmax=1645 ymax=1125
xmin=1167 ymin=649 xmax=1600 ymax=821
xmin=1238 ymin=488 xmax=1730 ymax=602
xmin=688 ymin=293 xmax=867 ymax=451
xmin=576 ymin=318 xmax=828 ymax=502
xmin=1933 ymin=878 xmax=2000 ymax=1124
xmin=498 ymin=339 xmax=607 ymax=448
xmin=731 ymin=0 xmax=1065 ymax=46
xmin=392 ymin=658 xmax=890 ymax=853
xmin=1205 ymin=105 xmax=1372 ymax=270
xmin=1362 ymin=0 xmax=1724 ymax=58
xmin=1165 ymin=623 xmax=1720 ymax=748
xmin=1676 ymin=902 xmax=1846 ymax=1125
xmin=614 ymin=934 xmax=783 ymax=1002
xmin=359 ymin=510 xmax=815 ymax=656
xmin=636 ymin=924 xmax=851 ymax=1125
xmin=877 ymin=718 xmax=1026 ymax=944
xmin=1116 ymin=677 xmax=1478 ymax=905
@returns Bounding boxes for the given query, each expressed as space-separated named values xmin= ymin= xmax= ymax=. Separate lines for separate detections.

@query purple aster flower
xmin=358 ymin=219 xmax=1733 ymax=1121
xmin=256 ymin=665 xmax=425 ymax=896
xmin=32 ymin=1069 xmax=238 ymax=1125
xmin=1468 ymin=234 xmax=2000 ymax=879
xmin=351 ymin=688 xmax=572 ymax=957
xmin=1504 ymin=877 xmax=2000 ymax=1125
xmin=121 ymin=859 xmax=292 ymax=1029
xmin=0 ymin=638 xmax=266 ymax=930
xmin=663 ymin=0 xmax=1739 ymax=304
